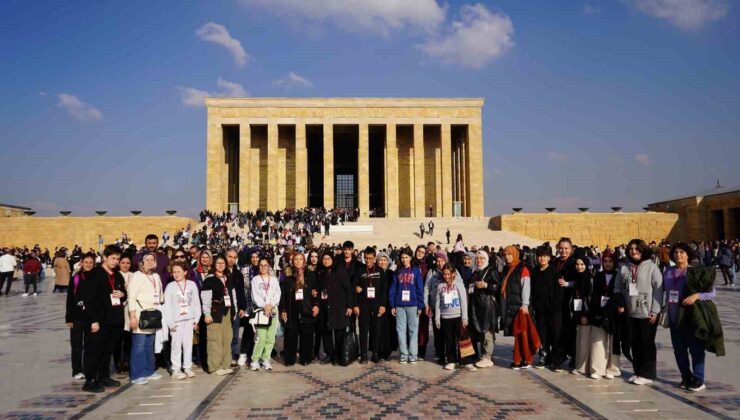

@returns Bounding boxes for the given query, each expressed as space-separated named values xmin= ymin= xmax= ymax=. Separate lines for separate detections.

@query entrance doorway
xmin=333 ymin=125 xmax=358 ymax=209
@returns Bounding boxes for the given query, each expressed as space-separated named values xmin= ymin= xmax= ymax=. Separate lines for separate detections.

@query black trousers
xmin=70 ymin=321 xmax=86 ymax=376
xmin=0 ymin=271 xmax=12 ymax=295
xmin=630 ymin=317 xmax=658 ymax=379
xmin=239 ymin=319 xmax=255 ymax=357
xmin=23 ymin=274 xmax=38 ymax=294
xmin=433 ymin=322 xmax=445 ymax=362
xmin=535 ymin=310 xmax=563 ymax=364
xmin=322 ymin=328 xmax=345 ymax=362
xmin=720 ymin=266 xmax=733 ymax=284
xmin=441 ymin=317 xmax=461 ymax=364
xmin=197 ymin=317 xmax=208 ymax=368
xmin=84 ymin=325 xmax=121 ymax=381
xmin=284 ymin=322 xmax=315 ymax=365
xmin=358 ymin=305 xmax=383 ymax=358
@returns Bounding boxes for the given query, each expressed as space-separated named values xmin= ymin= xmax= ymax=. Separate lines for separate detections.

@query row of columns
xmin=211 ymin=121 xmax=482 ymax=217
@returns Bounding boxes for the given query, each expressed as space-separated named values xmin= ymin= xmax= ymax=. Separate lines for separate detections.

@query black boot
xmin=82 ymin=380 xmax=105 ymax=393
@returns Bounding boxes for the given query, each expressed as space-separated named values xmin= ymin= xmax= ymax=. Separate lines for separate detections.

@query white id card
xmin=110 ymin=294 xmax=121 ymax=306
xmin=401 ymin=290 xmax=411 ymax=302
xmin=224 ymin=295 xmax=232 ymax=307
xmin=628 ymin=282 xmax=638 ymax=297
xmin=296 ymin=289 xmax=304 ymax=301
xmin=179 ymin=302 xmax=189 ymax=315
xmin=668 ymin=290 xmax=679 ymax=304
xmin=367 ymin=287 xmax=376 ymax=299
xmin=321 ymin=290 xmax=328 ymax=300
xmin=468 ymin=284 xmax=475 ymax=294
xmin=573 ymin=299 xmax=583 ymax=311
xmin=600 ymin=296 xmax=609 ymax=308
xmin=444 ymin=290 xmax=458 ymax=305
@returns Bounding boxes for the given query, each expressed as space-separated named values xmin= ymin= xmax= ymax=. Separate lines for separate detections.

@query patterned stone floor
xmin=1 ymin=272 xmax=740 ymax=419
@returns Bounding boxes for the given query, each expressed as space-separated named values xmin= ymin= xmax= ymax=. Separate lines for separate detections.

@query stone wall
xmin=0 ymin=216 xmax=197 ymax=250
xmin=489 ymin=212 xmax=681 ymax=248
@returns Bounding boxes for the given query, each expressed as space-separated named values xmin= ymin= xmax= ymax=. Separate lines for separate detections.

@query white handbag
xmin=249 ymin=308 xmax=272 ymax=327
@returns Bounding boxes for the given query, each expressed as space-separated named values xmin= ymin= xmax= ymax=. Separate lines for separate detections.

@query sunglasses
xmin=174 ymin=255 xmax=186 ymax=259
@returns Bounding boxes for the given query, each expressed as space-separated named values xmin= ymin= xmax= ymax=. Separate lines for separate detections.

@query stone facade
xmin=205 ymin=98 xmax=485 ymax=217
xmin=0 ymin=216 xmax=196 ymax=250
xmin=647 ymin=186 xmax=740 ymax=241
xmin=0 ymin=203 xmax=30 ymax=217
xmin=490 ymin=212 xmax=680 ymax=248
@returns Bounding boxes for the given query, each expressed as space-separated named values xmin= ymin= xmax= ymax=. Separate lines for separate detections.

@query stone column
xmin=413 ymin=124 xmax=425 ymax=217
xmin=267 ymin=123 xmax=278 ymax=211
xmin=206 ymin=121 xmax=224 ymax=211
xmin=468 ymin=123 xmax=484 ymax=217
xmin=385 ymin=123 xmax=399 ymax=218
xmin=358 ymin=122 xmax=369 ymax=218
xmin=238 ymin=122 xmax=251 ymax=212
xmin=323 ymin=123 xmax=334 ymax=209
xmin=295 ymin=123 xmax=308 ymax=209
xmin=441 ymin=124 xmax=452 ymax=217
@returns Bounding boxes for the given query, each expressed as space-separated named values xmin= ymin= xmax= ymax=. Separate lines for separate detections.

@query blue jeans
xmin=130 ymin=333 xmax=155 ymax=380
xmin=395 ymin=306 xmax=419 ymax=361
xmin=231 ymin=316 xmax=241 ymax=359
xmin=670 ymin=326 xmax=705 ymax=383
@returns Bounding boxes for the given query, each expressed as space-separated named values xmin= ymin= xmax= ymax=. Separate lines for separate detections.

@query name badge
xmin=179 ymin=302 xmax=189 ymax=315
xmin=401 ymin=290 xmax=411 ymax=302
xmin=367 ymin=287 xmax=376 ymax=299
xmin=321 ymin=290 xmax=328 ymax=300
xmin=295 ymin=289 xmax=304 ymax=301
xmin=600 ymin=296 xmax=609 ymax=308
xmin=224 ymin=295 xmax=232 ymax=307
xmin=628 ymin=282 xmax=638 ymax=297
xmin=468 ymin=283 xmax=475 ymax=294
xmin=110 ymin=294 xmax=121 ymax=306
xmin=443 ymin=290 xmax=458 ymax=305
xmin=573 ymin=299 xmax=583 ymax=311
xmin=668 ymin=290 xmax=680 ymax=304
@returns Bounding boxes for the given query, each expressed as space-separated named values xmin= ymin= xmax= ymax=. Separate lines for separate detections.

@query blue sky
xmin=1 ymin=0 xmax=738 ymax=217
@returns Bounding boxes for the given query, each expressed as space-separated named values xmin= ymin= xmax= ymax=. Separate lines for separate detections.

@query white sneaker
xmin=263 ymin=361 xmax=273 ymax=371
xmin=173 ymin=371 xmax=186 ymax=380
xmin=604 ymin=374 xmax=615 ymax=380
xmin=250 ymin=362 xmax=260 ymax=371
xmin=131 ymin=378 xmax=149 ymax=385
xmin=465 ymin=364 xmax=478 ymax=372
xmin=237 ymin=354 xmax=247 ymax=366
xmin=589 ymin=373 xmax=601 ymax=380
xmin=73 ymin=373 xmax=85 ymax=380
xmin=212 ymin=369 xmax=227 ymax=376
xmin=627 ymin=375 xmax=637 ymax=383
xmin=33 ymin=293 xmax=37 ymax=296
xmin=184 ymin=369 xmax=196 ymax=378
xmin=444 ymin=363 xmax=455 ymax=370
xmin=475 ymin=359 xmax=494 ymax=368
xmin=22 ymin=293 xmax=28 ymax=297
xmin=223 ymin=368 xmax=234 ymax=374
xmin=147 ymin=372 xmax=163 ymax=380
xmin=633 ymin=377 xmax=653 ymax=385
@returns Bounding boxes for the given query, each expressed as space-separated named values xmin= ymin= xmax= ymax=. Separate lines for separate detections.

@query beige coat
xmin=53 ymin=257 xmax=71 ymax=286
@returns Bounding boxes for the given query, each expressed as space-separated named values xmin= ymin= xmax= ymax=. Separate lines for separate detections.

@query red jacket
xmin=22 ymin=258 xmax=41 ymax=274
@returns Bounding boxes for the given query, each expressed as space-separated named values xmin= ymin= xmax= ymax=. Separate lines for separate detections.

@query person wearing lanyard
xmin=127 ymin=251 xmax=164 ymax=385
xmin=250 ymin=257 xmax=281 ymax=371
xmin=614 ymin=239 xmax=663 ymax=386
xmin=355 ymin=247 xmax=388 ymax=364
xmin=389 ymin=248 xmax=425 ymax=364
xmin=435 ymin=263 xmax=469 ymax=371
xmin=572 ymin=256 xmax=594 ymax=376
xmin=115 ymin=254 xmax=134 ymax=374
xmin=162 ymin=261 xmax=202 ymax=379
xmin=376 ymin=251 xmax=396 ymax=361
xmin=65 ymin=253 xmax=95 ymax=383
xmin=583 ymin=251 xmax=622 ymax=380
xmin=280 ymin=253 xmax=319 ymax=366
xmin=318 ymin=251 xmax=354 ymax=366
xmin=79 ymin=245 xmax=127 ymax=393
xmin=664 ymin=242 xmax=718 ymax=392
xmin=201 ymin=255 xmax=237 ymax=375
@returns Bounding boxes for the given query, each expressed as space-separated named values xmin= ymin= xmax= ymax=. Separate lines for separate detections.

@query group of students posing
xmin=65 ymin=236 xmax=723 ymax=395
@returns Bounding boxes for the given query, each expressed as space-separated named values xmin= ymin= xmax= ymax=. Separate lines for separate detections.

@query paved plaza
xmin=1 ymin=274 xmax=739 ymax=420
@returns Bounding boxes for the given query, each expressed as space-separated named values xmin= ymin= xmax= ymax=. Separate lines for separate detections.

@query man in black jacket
xmin=78 ymin=245 xmax=127 ymax=393
xmin=354 ymin=247 xmax=388 ymax=363
xmin=530 ymin=246 xmax=563 ymax=369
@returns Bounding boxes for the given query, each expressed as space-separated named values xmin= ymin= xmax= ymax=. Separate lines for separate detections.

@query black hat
xmin=342 ymin=241 xmax=354 ymax=249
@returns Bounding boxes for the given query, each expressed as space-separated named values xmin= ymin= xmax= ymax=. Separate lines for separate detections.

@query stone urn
xmin=610 ymin=207 xmax=622 ymax=213
xmin=130 ymin=210 xmax=142 ymax=216
xmin=60 ymin=211 xmax=71 ymax=216
xmin=545 ymin=207 xmax=556 ymax=213
xmin=95 ymin=210 xmax=107 ymax=216
xmin=165 ymin=210 xmax=177 ymax=216
xmin=512 ymin=208 xmax=523 ymax=214
xmin=578 ymin=207 xmax=589 ymax=213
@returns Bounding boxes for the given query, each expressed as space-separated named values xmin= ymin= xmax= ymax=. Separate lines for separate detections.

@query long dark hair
xmin=627 ymin=239 xmax=652 ymax=262
xmin=209 ymin=254 xmax=230 ymax=277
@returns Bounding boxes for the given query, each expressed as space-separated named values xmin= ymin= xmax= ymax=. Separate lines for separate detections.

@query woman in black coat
xmin=280 ymin=253 xmax=319 ymax=366
xmin=465 ymin=250 xmax=499 ymax=368
xmin=317 ymin=252 xmax=353 ymax=365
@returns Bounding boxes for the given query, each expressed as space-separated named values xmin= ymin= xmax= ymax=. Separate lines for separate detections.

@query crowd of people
xmin=0 ymin=214 xmax=736 ymax=396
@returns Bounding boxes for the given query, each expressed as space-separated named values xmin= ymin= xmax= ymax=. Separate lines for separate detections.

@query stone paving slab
xmin=1 ymin=275 xmax=739 ymax=419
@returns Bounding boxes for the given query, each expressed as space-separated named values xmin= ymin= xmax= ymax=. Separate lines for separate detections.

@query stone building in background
xmin=204 ymin=97 xmax=485 ymax=218
xmin=0 ymin=203 xmax=31 ymax=217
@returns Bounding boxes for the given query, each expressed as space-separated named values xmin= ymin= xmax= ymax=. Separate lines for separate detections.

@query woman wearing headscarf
xmin=499 ymin=246 xmax=537 ymax=369
xmin=466 ymin=250 xmax=499 ymax=369
xmin=377 ymin=250 xmax=396 ymax=360
xmin=615 ymin=239 xmax=663 ymax=385
xmin=572 ymin=256 xmax=594 ymax=376
xmin=317 ymin=252 xmax=353 ymax=365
